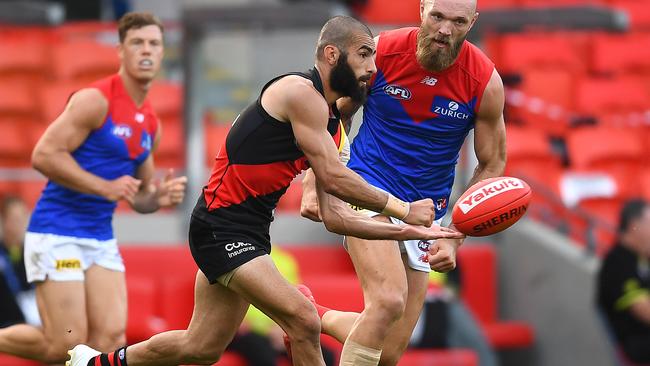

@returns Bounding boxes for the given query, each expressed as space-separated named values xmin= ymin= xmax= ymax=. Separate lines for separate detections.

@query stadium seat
xmin=353 ymin=0 xmax=420 ymax=25
xmin=0 ymin=81 xmax=37 ymax=119
xmin=513 ymin=69 xmax=575 ymax=137
xmin=148 ymin=81 xmax=183 ymax=122
xmin=50 ymin=40 xmax=120 ymax=83
xmin=155 ymin=119 xmax=185 ymax=168
xmin=205 ymin=123 xmax=231 ymax=166
xmin=209 ymin=352 xmax=247 ymax=366
xmin=276 ymin=179 xmax=303 ymax=213
xmin=397 ymin=349 xmax=478 ymax=366
xmin=495 ymin=33 xmax=585 ymax=76
xmin=505 ymin=126 xmax=563 ymax=183
xmin=565 ymin=127 xmax=644 ymax=177
xmin=610 ymin=0 xmax=650 ymax=31
xmin=590 ymin=33 xmax=650 ymax=76
xmin=0 ymin=34 xmax=47 ymax=89
xmin=574 ymin=77 xmax=650 ymax=119
xmin=0 ymin=355 xmax=42 ymax=366
xmin=283 ymin=245 xmax=355 ymax=278
xmin=302 ymin=274 xmax=365 ymax=313
xmin=0 ymin=119 xmax=33 ymax=166
xmin=18 ymin=181 xmax=47 ymax=209
xmin=38 ymin=81 xmax=85 ymax=123
xmin=457 ymin=244 xmax=534 ymax=349
xmin=125 ymin=275 xmax=167 ymax=343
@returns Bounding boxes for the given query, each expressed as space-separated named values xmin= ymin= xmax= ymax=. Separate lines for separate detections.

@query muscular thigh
xmin=85 ymin=265 xmax=127 ymax=340
xmin=185 ymin=270 xmax=250 ymax=353
xmin=384 ymin=261 xmax=428 ymax=345
xmin=36 ymin=280 xmax=88 ymax=345
xmin=346 ymin=215 xmax=407 ymax=302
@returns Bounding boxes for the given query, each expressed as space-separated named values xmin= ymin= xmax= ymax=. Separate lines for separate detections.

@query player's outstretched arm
xmin=316 ymin=179 xmax=464 ymax=241
xmin=32 ymin=88 xmax=142 ymax=202
xmin=285 ymin=80 xmax=435 ymax=227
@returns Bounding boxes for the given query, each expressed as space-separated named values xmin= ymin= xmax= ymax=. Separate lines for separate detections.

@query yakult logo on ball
xmin=458 ymin=178 xmax=524 ymax=214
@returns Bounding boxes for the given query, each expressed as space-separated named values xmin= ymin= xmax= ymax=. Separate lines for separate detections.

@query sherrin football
xmin=451 ymin=177 xmax=531 ymax=237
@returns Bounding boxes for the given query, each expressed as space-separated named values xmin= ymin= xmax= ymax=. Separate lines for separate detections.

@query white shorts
xmin=24 ymin=232 xmax=125 ymax=283
xmin=345 ymin=206 xmax=442 ymax=273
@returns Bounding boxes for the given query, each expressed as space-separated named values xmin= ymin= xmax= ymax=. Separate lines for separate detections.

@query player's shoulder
xmin=378 ymin=27 xmax=418 ymax=55
xmin=464 ymin=41 xmax=494 ymax=67
xmin=277 ymin=75 xmax=323 ymax=104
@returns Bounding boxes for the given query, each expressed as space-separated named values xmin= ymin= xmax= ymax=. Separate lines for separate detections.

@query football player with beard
xmin=66 ymin=15 xmax=463 ymax=366
xmin=299 ymin=0 xmax=507 ymax=365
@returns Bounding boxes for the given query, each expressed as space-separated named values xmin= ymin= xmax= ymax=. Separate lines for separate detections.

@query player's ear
xmin=117 ymin=43 xmax=125 ymax=62
xmin=323 ymin=44 xmax=339 ymax=66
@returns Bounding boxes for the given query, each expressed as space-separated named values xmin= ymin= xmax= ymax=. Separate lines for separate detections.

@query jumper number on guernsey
xmin=457 ymin=178 xmax=524 ymax=214
xmin=383 ymin=85 xmax=411 ymax=100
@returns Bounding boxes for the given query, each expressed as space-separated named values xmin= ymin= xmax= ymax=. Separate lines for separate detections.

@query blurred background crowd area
xmin=0 ymin=0 xmax=650 ymax=365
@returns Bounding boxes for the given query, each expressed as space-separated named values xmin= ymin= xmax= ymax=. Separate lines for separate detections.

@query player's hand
xmin=102 ymin=175 xmax=142 ymax=203
xmin=400 ymin=223 xmax=465 ymax=241
xmin=427 ymin=238 xmax=463 ymax=273
xmin=156 ymin=169 xmax=188 ymax=207
xmin=402 ymin=198 xmax=436 ymax=226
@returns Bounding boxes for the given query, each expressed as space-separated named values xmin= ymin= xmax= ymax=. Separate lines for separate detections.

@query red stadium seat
xmin=610 ymin=0 xmax=650 ymax=31
xmin=505 ymin=126 xmax=563 ymax=183
xmin=591 ymin=33 xmax=650 ymax=76
xmin=495 ymin=33 xmax=586 ymax=76
xmin=302 ymin=275 xmax=364 ymax=313
xmin=0 ymin=119 xmax=34 ymax=166
xmin=154 ymin=118 xmax=185 ymax=168
xmin=458 ymin=244 xmax=534 ymax=349
xmin=205 ymin=123 xmax=231 ymax=166
xmin=125 ymin=275 xmax=167 ymax=343
xmin=574 ymin=76 xmax=650 ymax=118
xmin=397 ymin=349 xmax=478 ymax=366
xmin=276 ymin=179 xmax=303 ymax=213
xmin=148 ymin=81 xmax=183 ymax=121
xmin=210 ymin=352 xmax=247 ymax=366
xmin=513 ymin=69 xmax=575 ymax=137
xmin=0 ymin=82 xmax=37 ymax=119
xmin=353 ymin=0 xmax=420 ymax=25
xmin=0 ymin=354 xmax=42 ymax=366
xmin=18 ymin=181 xmax=47 ymax=209
xmin=565 ymin=127 xmax=644 ymax=176
xmin=282 ymin=245 xmax=354 ymax=277
xmin=0 ymin=33 xmax=48 ymax=89
xmin=38 ymin=81 xmax=86 ymax=123
xmin=50 ymin=40 xmax=120 ymax=83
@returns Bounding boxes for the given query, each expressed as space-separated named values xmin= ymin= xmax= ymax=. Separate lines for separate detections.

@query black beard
xmin=330 ymin=52 xmax=367 ymax=104
xmin=416 ymin=26 xmax=466 ymax=72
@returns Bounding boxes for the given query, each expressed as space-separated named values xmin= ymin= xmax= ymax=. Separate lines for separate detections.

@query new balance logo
xmin=421 ymin=76 xmax=438 ymax=86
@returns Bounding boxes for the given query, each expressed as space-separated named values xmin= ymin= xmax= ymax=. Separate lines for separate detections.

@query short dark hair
xmin=118 ymin=12 xmax=164 ymax=43
xmin=316 ymin=15 xmax=373 ymax=60
xmin=618 ymin=199 xmax=647 ymax=233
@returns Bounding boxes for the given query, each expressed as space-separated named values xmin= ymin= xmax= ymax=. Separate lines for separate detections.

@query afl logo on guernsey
xmin=112 ymin=124 xmax=132 ymax=139
xmin=383 ymin=85 xmax=412 ymax=100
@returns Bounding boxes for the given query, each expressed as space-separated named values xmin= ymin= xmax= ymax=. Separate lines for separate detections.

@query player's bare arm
xmin=130 ymin=128 xmax=187 ymax=213
xmin=315 ymin=178 xmax=464 ymax=241
xmin=32 ymin=88 xmax=142 ymax=202
xmin=467 ymin=68 xmax=507 ymax=187
xmin=267 ymin=77 xmax=435 ymax=226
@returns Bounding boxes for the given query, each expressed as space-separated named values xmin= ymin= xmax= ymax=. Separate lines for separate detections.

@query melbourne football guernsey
xmin=28 ymin=74 xmax=159 ymax=240
xmin=347 ymin=27 xmax=494 ymax=219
